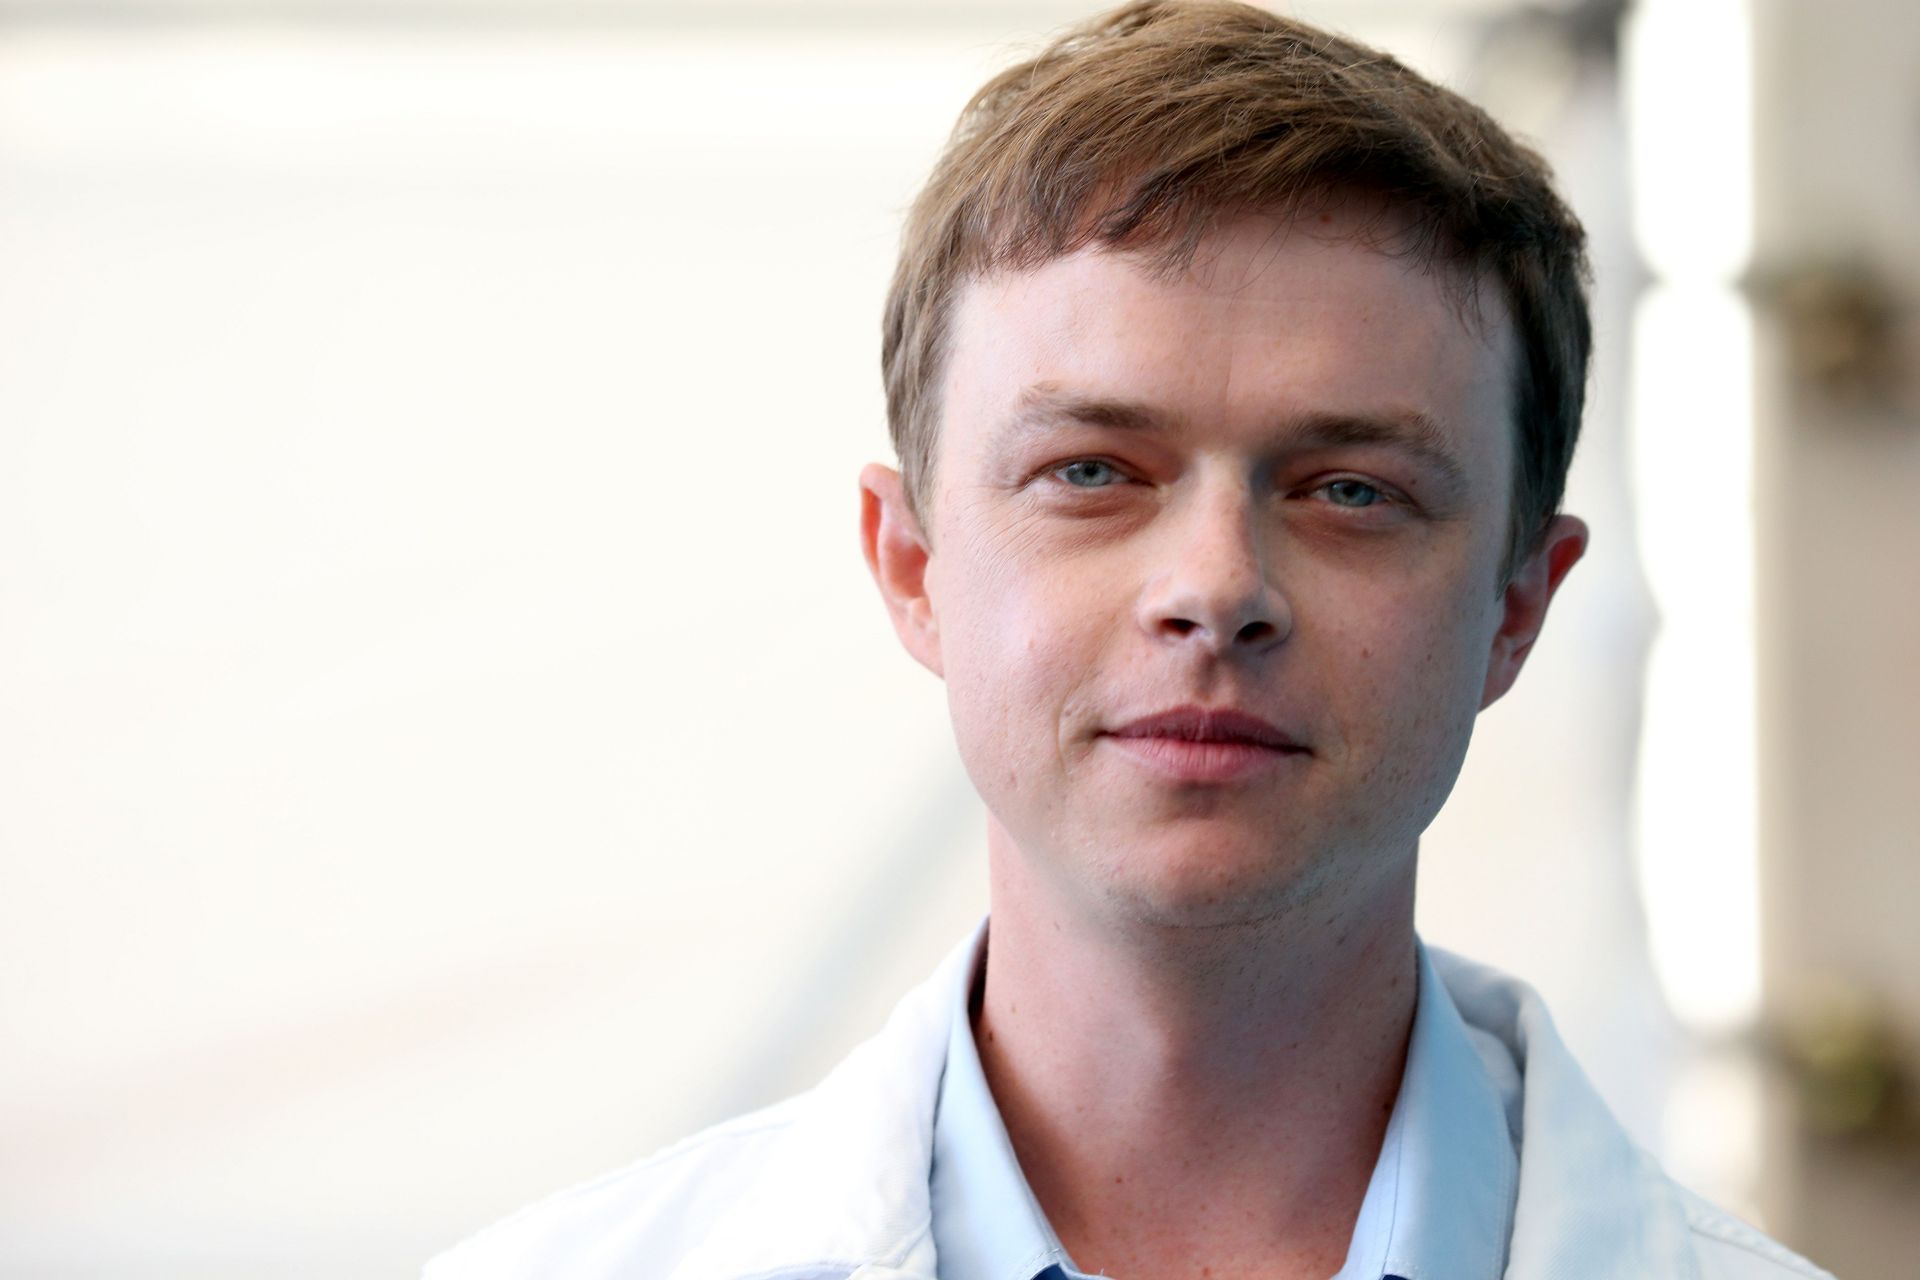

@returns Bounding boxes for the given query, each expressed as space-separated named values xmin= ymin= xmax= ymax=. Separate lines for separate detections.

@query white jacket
xmin=426 ymin=928 xmax=1833 ymax=1280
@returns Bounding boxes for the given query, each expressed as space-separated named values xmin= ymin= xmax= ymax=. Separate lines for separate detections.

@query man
xmin=428 ymin=3 xmax=1831 ymax=1277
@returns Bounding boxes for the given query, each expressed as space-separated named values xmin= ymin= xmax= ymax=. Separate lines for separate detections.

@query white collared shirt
xmin=424 ymin=917 xmax=1833 ymax=1280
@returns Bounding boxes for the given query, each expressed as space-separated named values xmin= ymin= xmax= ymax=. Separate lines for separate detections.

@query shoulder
xmin=422 ymin=922 xmax=977 ymax=1280
xmin=422 ymin=1096 xmax=808 ymax=1280
xmin=1421 ymin=941 xmax=1834 ymax=1280
xmin=1675 ymin=1184 xmax=1836 ymax=1280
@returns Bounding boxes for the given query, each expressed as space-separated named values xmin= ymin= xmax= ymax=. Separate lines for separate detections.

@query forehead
xmin=936 ymin=207 xmax=1516 ymax=500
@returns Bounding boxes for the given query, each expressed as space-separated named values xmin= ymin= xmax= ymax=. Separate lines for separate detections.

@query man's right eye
xmin=1053 ymin=459 xmax=1127 ymax=488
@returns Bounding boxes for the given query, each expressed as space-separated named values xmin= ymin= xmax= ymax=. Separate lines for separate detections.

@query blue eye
xmin=1322 ymin=478 xmax=1385 ymax=507
xmin=1055 ymin=459 xmax=1125 ymax=488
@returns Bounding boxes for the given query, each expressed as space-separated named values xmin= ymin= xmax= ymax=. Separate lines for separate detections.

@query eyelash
xmin=1044 ymin=459 xmax=1400 ymax=510
xmin=1051 ymin=459 xmax=1130 ymax=489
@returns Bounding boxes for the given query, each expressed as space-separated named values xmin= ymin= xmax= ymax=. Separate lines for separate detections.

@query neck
xmin=975 ymin=818 xmax=1419 ymax=1279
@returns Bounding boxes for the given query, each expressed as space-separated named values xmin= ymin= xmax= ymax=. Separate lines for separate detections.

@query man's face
xmin=862 ymin=202 xmax=1585 ymax=930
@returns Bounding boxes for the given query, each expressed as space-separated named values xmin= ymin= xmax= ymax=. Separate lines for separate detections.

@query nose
xmin=1135 ymin=482 xmax=1291 ymax=657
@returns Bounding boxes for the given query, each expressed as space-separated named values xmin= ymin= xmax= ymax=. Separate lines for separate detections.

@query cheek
xmin=1329 ymin=576 xmax=1497 ymax=761
xmin=936 ymin=556 xmax=1096 ymax=762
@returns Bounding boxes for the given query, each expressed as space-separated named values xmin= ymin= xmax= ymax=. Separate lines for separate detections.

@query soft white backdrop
xmin=0 ymin=4 xmax=1680 ymax=1275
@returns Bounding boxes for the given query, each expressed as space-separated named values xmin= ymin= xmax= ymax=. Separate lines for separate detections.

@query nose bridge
xmin=1139 ymin=468 xmax=1290 ymax=653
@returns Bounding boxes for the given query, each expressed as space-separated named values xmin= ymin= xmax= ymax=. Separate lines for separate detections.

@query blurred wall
xmin=1748 ymin=0 xmax=1920 ymax=1273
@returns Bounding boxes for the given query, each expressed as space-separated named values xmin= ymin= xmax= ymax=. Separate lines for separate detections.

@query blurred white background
xmin=1 ymin=2 xmax=1914 ymax=1276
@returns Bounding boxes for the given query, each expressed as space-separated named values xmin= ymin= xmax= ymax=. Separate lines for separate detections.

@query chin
xmin=1084 ymin=837 xmax=1332 ymax=932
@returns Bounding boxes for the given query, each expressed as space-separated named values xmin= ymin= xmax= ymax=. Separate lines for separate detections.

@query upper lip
xmin=1105 ymin=705 xmax=1306 ymax=751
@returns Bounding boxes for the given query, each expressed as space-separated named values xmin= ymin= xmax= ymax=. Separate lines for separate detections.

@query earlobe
xmin=858 ymin=462 xmax=944 ymax=678
xmin=1479 ymin=514 xmax=1588 ymax=710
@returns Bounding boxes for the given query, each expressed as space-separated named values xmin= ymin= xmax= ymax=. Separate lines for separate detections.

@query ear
xmin=859 ymin=462 xmax=943 ymax=678
xmin=1479 ymin=514 xmax=1588 ymax=710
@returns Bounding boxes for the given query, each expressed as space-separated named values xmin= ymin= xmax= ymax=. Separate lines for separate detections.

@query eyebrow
xmin=1000 ymin=384 xmax=1476 ymax=498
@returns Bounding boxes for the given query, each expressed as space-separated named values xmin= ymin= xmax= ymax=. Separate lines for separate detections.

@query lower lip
xmin=1102 ymin=735 xmax=1309 ymax=783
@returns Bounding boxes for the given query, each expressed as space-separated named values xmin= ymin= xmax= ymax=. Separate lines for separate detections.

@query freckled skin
xmin=927 ymin=210 xmax=1520 ymax=931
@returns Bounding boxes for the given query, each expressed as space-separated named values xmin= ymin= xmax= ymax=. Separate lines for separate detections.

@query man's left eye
xmin=1053 ymin=459 xmax=1127 ymax=488
xmin=1318 ymin=478 xmax=1389 ymax=508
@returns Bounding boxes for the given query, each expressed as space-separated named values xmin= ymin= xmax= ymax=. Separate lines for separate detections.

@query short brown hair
xmin=881 ymin=0 xmax=1591 ymax=589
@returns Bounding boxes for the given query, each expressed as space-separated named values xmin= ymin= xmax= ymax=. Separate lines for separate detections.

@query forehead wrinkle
xmin=997 ymin=382 xmax=1177 ymax=445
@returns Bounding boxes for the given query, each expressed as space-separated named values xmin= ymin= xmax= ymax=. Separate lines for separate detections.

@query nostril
xmin=1236 ymin=620 xmax=1277 ymax=644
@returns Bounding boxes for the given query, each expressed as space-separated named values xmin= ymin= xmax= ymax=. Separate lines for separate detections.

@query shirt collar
xmin=929 ymin=925 xmax=1089 ymax=1280
xmin=928 ymin=923 xmax=1518 ymax=1280
xmin=1332 ymin=935 xmax=1519 ymax=1280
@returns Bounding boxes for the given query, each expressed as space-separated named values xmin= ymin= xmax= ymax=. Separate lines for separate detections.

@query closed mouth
xmin=1105 ymin=705 xmax=1306 ymax=752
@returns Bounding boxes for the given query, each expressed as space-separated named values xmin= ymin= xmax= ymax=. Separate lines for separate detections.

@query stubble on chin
xmin=1059 ymin=815 xmax=1370 ymax=937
